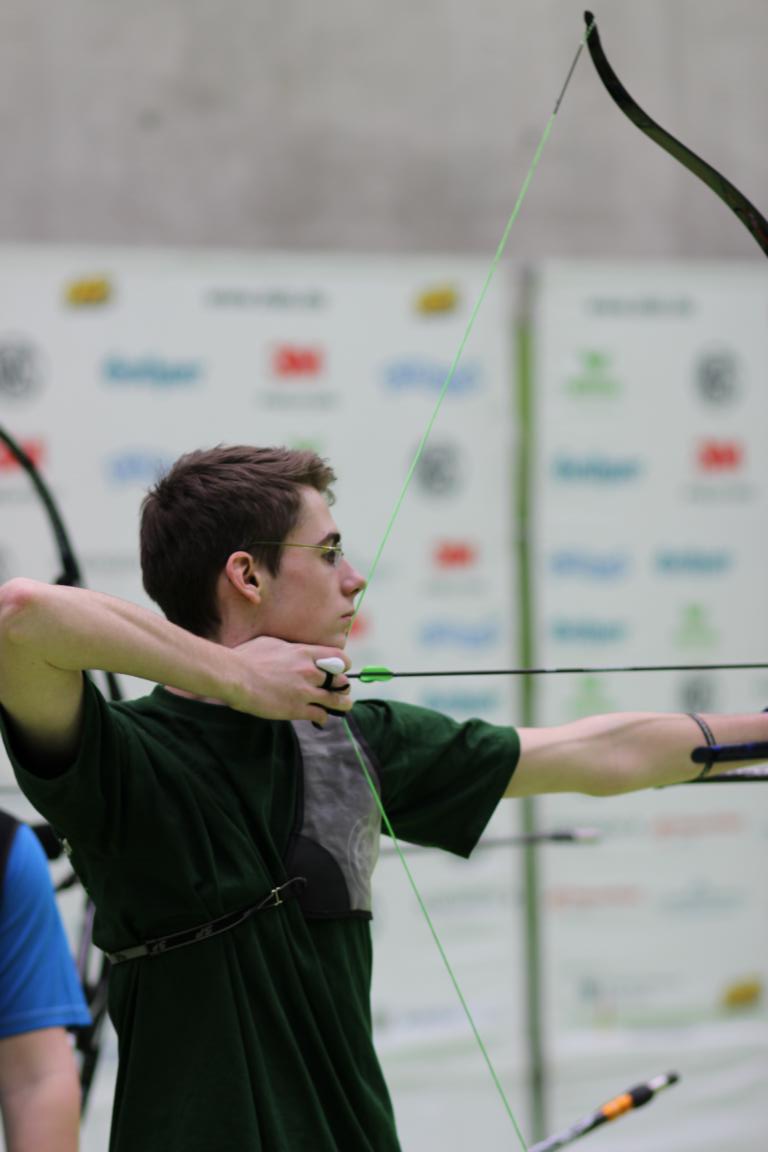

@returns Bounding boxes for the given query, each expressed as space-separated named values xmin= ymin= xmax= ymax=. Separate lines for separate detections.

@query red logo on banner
xmin=547 ymin=886 xmax=643 ymax=909
xmin=348 ymin=613 xmax=370 ymax=639
xmin=434 ymin=541 xmax=478 ymax=569
xmin=271 ymin=345 xmax=324 ymax=378
xmin=697 ymin=440 xmax=743 ymax=471
xmin=653 ymin=812 xmax=743 ymax=838
xmin=0 ymin=438 xmax=45 ymax=471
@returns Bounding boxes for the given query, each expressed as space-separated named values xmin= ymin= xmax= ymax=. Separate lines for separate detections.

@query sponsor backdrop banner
xmin=3 ymin=250 xmax=766 ymax=1151
xmin=531 ymin=262 xmax=768 ymax=1150
xmin=0 ymin=245 xmax=522 ymax=1150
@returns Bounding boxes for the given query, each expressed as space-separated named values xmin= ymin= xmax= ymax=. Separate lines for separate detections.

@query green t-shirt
xmin=4 ymin=679 xmax=518 ymax=1152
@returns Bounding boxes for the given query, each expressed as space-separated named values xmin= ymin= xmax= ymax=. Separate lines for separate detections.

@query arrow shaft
xmin=353 ymin=662 xmax=768 ymax=680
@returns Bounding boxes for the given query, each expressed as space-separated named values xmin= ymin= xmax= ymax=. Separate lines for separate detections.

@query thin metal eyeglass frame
xmin=248 ymin=541 xmax=345 ymax=568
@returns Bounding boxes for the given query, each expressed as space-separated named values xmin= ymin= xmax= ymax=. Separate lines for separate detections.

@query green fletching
xmin=358 ymin=666 xmax=394 ymax=683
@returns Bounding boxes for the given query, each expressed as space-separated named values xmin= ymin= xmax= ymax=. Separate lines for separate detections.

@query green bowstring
xmin=349 ymin=17 xmax=595 ymax=629
xmin=343 ymin=719 xmax=529 ymax=1147
xmin=344 ymin=18 xmax=596 ymax=1148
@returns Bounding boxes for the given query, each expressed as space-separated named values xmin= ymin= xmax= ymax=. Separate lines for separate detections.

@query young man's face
xmin=256 ymin=486 xmax=365 ymax=648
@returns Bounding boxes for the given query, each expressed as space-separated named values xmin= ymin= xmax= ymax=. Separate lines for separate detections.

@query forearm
xmin=1 ymin=1073 xmax=81 ymax=1152
xmin=0 ymin=1030 xmax=81 ymax=1152
xmin=510 ymin=711 xmax=768 ymax=797
xmin=0 ymin=578 xmax=238 ymax=704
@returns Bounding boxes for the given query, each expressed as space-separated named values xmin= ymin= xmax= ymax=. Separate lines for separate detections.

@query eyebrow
xmin=315 ymin=532 xmax=341 ymax=547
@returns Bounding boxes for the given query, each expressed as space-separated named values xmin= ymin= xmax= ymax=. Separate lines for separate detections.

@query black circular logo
xmin=678 ymin=676 xmax=717 ymax=713
xmin=694 ymin=348 xmax=740 ymax=406
xmin=0 ymin=338 xmax=43 ymax=402
xmin=415 ymin=442 xmax=463 ymax=497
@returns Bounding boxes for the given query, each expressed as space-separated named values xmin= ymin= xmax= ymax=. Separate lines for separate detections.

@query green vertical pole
xmin=516 ymin=273 xmax=547 ymax=1143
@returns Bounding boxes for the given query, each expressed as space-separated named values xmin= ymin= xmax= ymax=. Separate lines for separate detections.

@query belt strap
xmin=107 ymin=876 xmax=306 ymax=965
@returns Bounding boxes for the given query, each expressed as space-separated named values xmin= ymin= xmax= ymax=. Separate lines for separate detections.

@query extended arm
xmin=0 ymin=1028 xmax=81 ymax=1152
xmin=507 ymin=711 xmax=768 ymax=797
xmin=0 ymin=577 xmax=350 ymax=768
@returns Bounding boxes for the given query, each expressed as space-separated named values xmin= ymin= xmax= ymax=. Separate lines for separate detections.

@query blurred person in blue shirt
xmin=0 ymin=810 xmax=91 ymax=1152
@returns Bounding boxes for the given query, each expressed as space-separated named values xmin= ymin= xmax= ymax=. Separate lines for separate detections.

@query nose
xmin=342 ymin=559 xmax=366 ymax=596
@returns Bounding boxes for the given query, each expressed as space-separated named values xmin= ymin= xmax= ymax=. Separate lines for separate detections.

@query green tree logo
xmin=566 ymin=350 xmax=620 ymax=398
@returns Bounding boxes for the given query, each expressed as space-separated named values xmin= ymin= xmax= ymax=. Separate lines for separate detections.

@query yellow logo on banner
xmin=65 ymin=277 xmax=113 ymax=306
xmin=721 ymin=978 xmax=762 ymax=1010
xmin=415 ymin=285 xmax=459 ymax=314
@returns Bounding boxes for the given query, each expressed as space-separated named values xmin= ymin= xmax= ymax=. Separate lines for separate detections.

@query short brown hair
xmin=140 ymin=445 xmax=336 ymax=637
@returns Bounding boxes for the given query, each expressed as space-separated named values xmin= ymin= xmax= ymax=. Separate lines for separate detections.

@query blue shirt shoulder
xmin=0 ymin=822 xmax=91 ymax=1038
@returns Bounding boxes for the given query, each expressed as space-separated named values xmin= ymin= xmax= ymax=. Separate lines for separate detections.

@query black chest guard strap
xmin=106 ymin=877 xmax=306 ymax=965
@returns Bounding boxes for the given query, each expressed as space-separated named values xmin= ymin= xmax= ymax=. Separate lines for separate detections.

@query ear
xmin=223 ymin=551 xmax=265 ymax=604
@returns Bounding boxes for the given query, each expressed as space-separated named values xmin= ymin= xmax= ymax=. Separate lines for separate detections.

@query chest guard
xmin=284 ymin=716 xmax=381 ymax=920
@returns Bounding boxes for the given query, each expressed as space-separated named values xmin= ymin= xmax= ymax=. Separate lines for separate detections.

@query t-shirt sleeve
xmin=1 ymin=676 xmax=130 ymax=858
xmin=350 ymin=700 xmax=518 ymax=858
xmin=0 ymin=824 xmax=91 ymax=1038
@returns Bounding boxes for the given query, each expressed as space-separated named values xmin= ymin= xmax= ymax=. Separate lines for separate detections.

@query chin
xmin=295 ymin=629 xmax=348 ymax=648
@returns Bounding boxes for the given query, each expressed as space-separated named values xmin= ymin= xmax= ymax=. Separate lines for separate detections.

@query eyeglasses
xmin=250 ymin=541 xmax=346 ymax=569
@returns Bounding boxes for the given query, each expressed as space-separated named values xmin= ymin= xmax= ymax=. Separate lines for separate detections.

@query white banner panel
xmin=0 ymin=245 xmax=520 ymax=1150
xmin=531 ymin=262 xmax=768 ymax=1151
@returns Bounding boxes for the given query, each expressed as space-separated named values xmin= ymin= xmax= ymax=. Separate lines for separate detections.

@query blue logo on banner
xmin=419 ymin=619 xmax=500 ymax=649
xmin=654 ymin=550 xmax=732 ymax=575
xmin=421 ymin=692 xmax=500 ymax=714
xmin=550 ymin=551 xmax=630 ymax=580
xmin=551 ymin=620 xmax=627 ymax=644
xmin=103 ymin=356 xmax=203 ymax=387
xmin=383 ymin=360 xmax=482 ymax=395
xmin=106 ymin=452 xmax=174 ymax=485
xmin=553 ymin=456 xmax=642 ymax=484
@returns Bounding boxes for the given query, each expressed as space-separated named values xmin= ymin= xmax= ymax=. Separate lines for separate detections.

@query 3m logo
xmin=0 ymin=438 xmax=45 ymax=471
xmin=271 ymin=346 xmax=324 ymax=377
xmin=697 ymin=440 xmax=743 ymax=471
xmin=433 ymin=541 xmax=477 ymax=569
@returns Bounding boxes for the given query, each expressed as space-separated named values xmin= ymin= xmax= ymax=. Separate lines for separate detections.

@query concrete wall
xmin=0 ymin=0 xmax=765 ymax=259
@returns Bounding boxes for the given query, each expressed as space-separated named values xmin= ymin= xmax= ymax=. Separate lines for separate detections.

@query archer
xmin=1 ymin=443 xmax=766 ymax=1152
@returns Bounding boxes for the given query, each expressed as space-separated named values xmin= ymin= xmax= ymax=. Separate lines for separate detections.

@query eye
xmin=324 ymin=546 xmax=343 ymax=567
